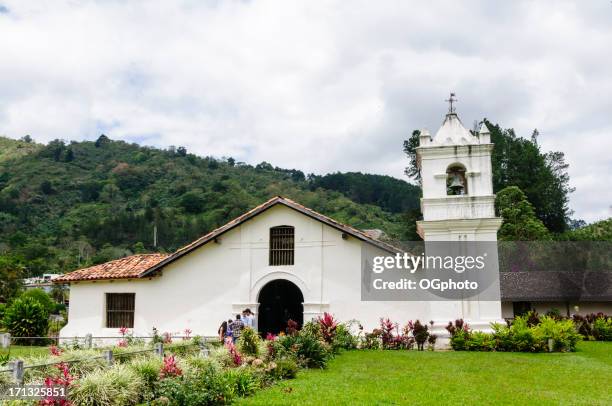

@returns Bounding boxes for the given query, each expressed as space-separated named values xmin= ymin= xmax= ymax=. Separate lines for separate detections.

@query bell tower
xmin=416 ymin=94 xmax=503 ymax=329
xmin=416 ymin=95 xmax=501 ymax=241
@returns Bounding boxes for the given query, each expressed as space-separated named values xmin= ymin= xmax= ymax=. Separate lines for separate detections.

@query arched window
xmin=269 ymin=226 xmax=294 ymax=266
xmin=446 ymin=164 xmax=468 ymax=195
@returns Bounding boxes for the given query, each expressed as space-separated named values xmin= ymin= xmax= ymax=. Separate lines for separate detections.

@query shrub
xmin=269 ymin=358 xmax=298 ymax=380
xmin=294 ymin=333 xmax=331 ymax=368
xmin=160 ymin=355 xmax=183 ymax=378
xmin=409 ymin=320 xmax=430 ymax=351
xmin=20 ymin=288 xmax=56 ymax=314
xmin=379 ymin=318 xmax=396 ymax=349
xmin=276 ymin=333 xmax=331 ymax=369
xmin=593 ymin=316 xmax=612 ymax=341
xmin=210 ymin=346 xmax=234 ymax=368
xmin=165 ymin=340 xmax=199 ymax=357
xmin=3 ymin=297 xmax=49 ymax=344
xmin=223 ymin=367 xmax=261 ymax=397
xmin=317 ymin=312 xmax=338 ymax=344
xmin=113 ymin=345 xmax=151 ymax=363
xmin=0 ymin=369 xmax=15 ymax=394
xmin=332 ymin=324 xmax=358 ymax=351
xmin=286 ymin=319 xmax=299 ymax=336
xmin=128 ymin=357 xmax=163 ymax=401
xmin=181 ymin=355 xmax=221 ymax=376
xmin=362 ymin=329 xmax=382 ymax=349
xmin=534 ymin=316 xmax=581 ymax=352
xmin=449 ymin=329 xmax=469 ymax=351
xmin=69 ymin=364 xmax=145 ymax=406
xmin=154 ymin=364 xmax=234 ymax=405
xmin=465 ymin=331 xmax=495 ymax=351
xmin=237 ymin=327 xmax=261 ymax=357
xmin=300 ymin=320 xmax=322 ymax=340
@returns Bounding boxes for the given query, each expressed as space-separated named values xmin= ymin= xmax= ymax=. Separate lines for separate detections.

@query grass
xmin=1 ymin=345 xmax=50 ymax=360
xmin=237 ymin=342 xmax=612 ymax=406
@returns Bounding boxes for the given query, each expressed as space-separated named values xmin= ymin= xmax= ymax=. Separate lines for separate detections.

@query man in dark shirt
xmin=229 ymin=314 xmax=244 ymax=343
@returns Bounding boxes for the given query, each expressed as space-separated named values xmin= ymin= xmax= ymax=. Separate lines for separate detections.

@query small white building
xmin=56 ymin=106 xmax=506 ymax=340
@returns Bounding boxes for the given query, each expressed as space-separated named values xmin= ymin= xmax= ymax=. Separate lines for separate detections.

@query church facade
xmin=56 ymin=107 xmax=508 ymax=340
xmin=56 ymin=197 xmax=422 ymax=339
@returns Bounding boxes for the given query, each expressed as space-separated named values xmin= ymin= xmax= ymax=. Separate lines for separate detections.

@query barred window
xmin=106 ymin=293 xmax=135 ymax=328
xmin=269 ymin=226 xmax=295 ymax=266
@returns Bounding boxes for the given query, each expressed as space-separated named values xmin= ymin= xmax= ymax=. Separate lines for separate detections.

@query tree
xmin=177 ymin=146 xmax=187 ymax=157
xmin=0 ymin=256 xmax=24 ymax=302
xmin=40 ymin=180 xmax=54 ymax=195
xmin=95 ymin=134 xmax=110 ymax=147
xmin=180 ymin=191 xmax=206 ymax=214
xmin=487 ymin=120 xmax=571 ymax=233
xmin=403 ymin=130 xmax=421 ymax=183
xmin=64 ymin=147 xmax=74 ymax=162
xmin=21 ymin=288 xmax=56 ymax=314
xmin=3 ymin=296 xmax=49 ymax=344
xmin=495 ymin=186 xmax=550 ymax=241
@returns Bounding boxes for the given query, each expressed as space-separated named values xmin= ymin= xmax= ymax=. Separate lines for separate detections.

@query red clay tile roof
xmin=54 ymin=253 xmax=170 ymax=283
xmin=56 ymin=196 xmax=402 ymax=283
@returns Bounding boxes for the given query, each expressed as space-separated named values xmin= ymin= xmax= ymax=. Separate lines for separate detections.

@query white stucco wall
xmin=61 ymin=205 xmax=429 ymax=339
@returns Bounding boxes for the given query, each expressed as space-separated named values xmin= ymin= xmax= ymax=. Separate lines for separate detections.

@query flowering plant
xmin=159 ymin=355 xmax=182 ymax=379
xmin=286 ymin=319 xmax=299 ymax=336
xmin=225 ymin=341 xmax=242 ymax=366
xmin=40 ymin=362 xmax=73 ymax=405
xmin=317 ymin=312 xmax=339 ymax=344
xmin=183 ymin=328 xmax=192 ymax=340
xmin=49 ymin=345 xmax=63 ymax=356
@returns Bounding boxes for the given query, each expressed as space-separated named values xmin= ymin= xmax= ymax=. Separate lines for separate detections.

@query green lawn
xmin=1 ymin=345 xmax=49 ymax=360
xmin=237 ymin=342 xmax=612 ymax=406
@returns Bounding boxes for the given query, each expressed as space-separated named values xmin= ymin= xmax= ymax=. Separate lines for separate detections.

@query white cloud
xmin=0 ymin=0 xmax=610 ymax=222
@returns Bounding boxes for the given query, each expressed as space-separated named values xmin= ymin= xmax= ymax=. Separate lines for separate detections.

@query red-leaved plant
xmin=183 ymin=328 xmax=192 ymax=340
xmin=225 ymin=341 xmax=242 ymax=366
xmin=317 ymin=312 xmax=339 ymax=344
xmin=379 ymin=318 xmax=396 ymax=349
xmin=49 ymin=345 xmax=63 ymax=357
xmin=286 ymin=319 xmax=299 ymax=336
xmin=159 ymin=355 xmax=182 ymax=379
xmin=40 ymin=362 xmax=73 ymax=405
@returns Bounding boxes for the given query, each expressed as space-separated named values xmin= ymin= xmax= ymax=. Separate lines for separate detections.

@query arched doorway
xmin=258 ymin=279 xmax=304 ymax=335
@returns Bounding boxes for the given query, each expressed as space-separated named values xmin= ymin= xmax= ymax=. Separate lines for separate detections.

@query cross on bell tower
xmin=445 ymin=92 xmax=457 ymax=114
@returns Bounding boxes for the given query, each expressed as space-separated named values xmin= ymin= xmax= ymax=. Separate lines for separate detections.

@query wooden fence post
xmin=154 ymin=342 xmax=164 ymax=359
xmin=103 ymin=350 xmax=113 ymax=366
xmin=0 ymin=333 xmax=10 ymax=349
xmin=9 ymin=359 xmax=24 ymax=385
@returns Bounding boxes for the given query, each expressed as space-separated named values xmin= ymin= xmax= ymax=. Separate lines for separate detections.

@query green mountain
xmin=0 ymin=135 xmax=420 ymax=275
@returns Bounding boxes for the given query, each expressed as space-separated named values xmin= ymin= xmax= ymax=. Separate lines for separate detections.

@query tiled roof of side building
xmin=54 ymin=253 xmax=170 ymax=283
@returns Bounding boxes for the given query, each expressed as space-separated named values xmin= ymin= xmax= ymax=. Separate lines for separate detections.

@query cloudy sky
xmin=0 ymin=1 xmax=610 ymax=222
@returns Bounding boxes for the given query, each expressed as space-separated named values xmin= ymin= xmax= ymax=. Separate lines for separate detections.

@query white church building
xmin=56 ymin=106 xmax=506 ymax=340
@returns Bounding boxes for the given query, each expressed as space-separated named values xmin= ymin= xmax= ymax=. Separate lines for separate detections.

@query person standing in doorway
xmin=230 ymin=314 xmax=244 ymax=344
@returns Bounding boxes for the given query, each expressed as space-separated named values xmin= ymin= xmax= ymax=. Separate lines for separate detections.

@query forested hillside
xmin=0 ymin=135 xmax=419 ymax=276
